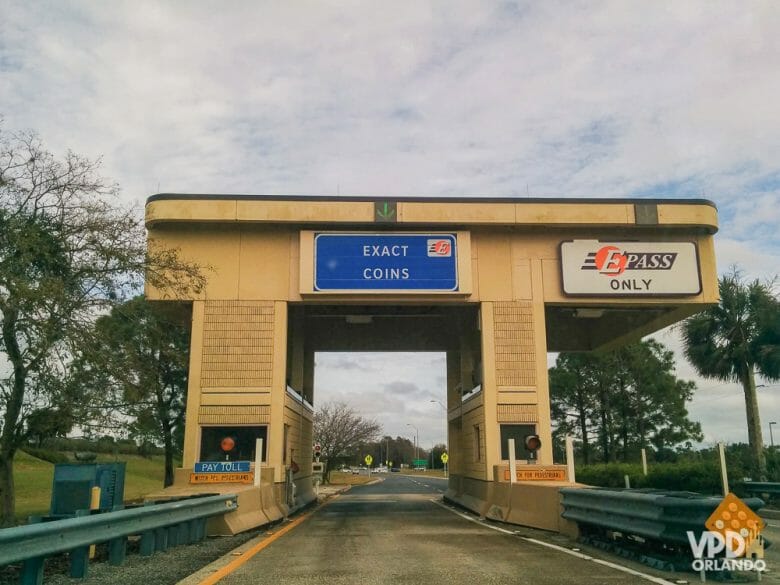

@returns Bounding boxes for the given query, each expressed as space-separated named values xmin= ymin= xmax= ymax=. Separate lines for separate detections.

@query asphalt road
xmin=212 ymin=474 xmax=679 ymax=585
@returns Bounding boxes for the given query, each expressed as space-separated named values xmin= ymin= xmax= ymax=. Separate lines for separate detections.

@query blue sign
xmin=194 ymin=461 xmax=251 ymax=473
xmin=314 ymin=233 xmax=458 ymax=291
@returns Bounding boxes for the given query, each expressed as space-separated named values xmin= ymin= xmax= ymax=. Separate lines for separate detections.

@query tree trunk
xmin=162 ymin=419 xmax=174 ymax=487
xmin=741 ymin=365 xmax=767 ymax=480
xmin=157 ymin=392 xmax=175 ymax=487
xmin=0 ymin=453 xmax=15 ymax=527
xmin=578 ymin=412 xmax=590 ymax=465
xmin=575 ymin=385 xmax=590 ymax=464
xmin=1 ymin=308 xmax=26 ymax=526
xmin=598 ymin=383 xmax=610 ymax=463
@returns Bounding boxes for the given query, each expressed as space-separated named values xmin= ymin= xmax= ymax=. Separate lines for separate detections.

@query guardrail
xmin=560 ymin=487 xmax=765 ymax=570
xmin=0 ymin=493 xmax=238 ymax=585
xmin=742 ymin=481 xmax=780 ymax=496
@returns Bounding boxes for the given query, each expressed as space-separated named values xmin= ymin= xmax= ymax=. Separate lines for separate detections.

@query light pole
xmin=770 ymin=422 xmax=777 ymax=448
xmin=406 ymin=423 xmax=418 ymax=464
xmin=430 ymin=399 xmax=448 ymax=478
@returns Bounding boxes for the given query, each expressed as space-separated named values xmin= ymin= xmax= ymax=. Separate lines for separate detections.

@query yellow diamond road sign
xmin=364 ymin=454 xmax=373 ymax=466
xmin=705 ymin=492 xmax=765 ymax=555
xmin=441 ymin=453 xmax=449 ymax=464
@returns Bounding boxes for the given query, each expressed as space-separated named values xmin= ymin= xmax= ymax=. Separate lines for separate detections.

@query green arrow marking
xmin=376 ymin=202 xmax=396 ymax=220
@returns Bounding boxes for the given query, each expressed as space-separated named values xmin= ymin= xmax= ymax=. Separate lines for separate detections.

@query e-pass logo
xmin=427 ymin=239 xmax=452 ymax=257
xmin=581 ymin=245 xmax=677 ymax=276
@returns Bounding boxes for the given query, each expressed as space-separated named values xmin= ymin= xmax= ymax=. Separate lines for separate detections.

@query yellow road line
xmin=197 ymin=495 xmax=339 ymax=585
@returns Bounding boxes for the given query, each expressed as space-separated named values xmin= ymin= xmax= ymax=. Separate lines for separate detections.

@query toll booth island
xmin=144 ymin=195 xmax=718 ymax=534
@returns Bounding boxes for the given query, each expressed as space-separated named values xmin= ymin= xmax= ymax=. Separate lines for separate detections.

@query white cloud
xmin=315 ymin=353 xmax=447 ymax=448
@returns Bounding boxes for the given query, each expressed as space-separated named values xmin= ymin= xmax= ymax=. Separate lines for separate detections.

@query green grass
xmin=13 ymin=450 xmax=171 ymax=521
xmin=327 ymin=471 xmax=377 ymax=485
xmin=13 ymin=450 xmax=56 ymax=521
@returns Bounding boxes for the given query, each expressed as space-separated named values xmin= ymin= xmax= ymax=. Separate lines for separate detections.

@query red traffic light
xmin=313 ymin=443 xmax=322 ymax=454
xmin=220 ymin=436 xmax=236 ymax=452
xmin=524 ymin=434 xmax=541 ymax=452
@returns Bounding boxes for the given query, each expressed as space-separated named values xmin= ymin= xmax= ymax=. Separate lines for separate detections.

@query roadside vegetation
xmin=575 ymin=444 xmax=780 ymax=496
xmin=0 ymin=124 xmax=204 ymax=526
xmin=12 ymin=449 xmax=170 ymax=522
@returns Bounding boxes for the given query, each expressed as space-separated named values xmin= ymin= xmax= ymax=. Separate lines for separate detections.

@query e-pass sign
xmin=314 ymin=233 xmax=458 ymax=292
xmin=560 ymin=240 xmax=701 ymax=296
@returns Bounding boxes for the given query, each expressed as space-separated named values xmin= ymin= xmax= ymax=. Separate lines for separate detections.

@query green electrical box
xmin=50 ymin=462 xmax=126 ymax=517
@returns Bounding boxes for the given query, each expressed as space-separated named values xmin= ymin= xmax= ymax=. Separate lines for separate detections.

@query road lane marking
xmin=429 ymin=499 xmax=676 ymax=585
xmin=197 ymin=496 xmax=339 ymax=585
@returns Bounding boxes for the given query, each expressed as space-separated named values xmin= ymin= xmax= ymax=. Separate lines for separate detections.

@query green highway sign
xmin=413 ymin=459 xmax=427 ymax=467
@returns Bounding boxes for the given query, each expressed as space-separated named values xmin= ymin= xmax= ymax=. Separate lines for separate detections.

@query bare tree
xmin=0 ymin=125 xmax=204 ymax=525
xmin=314 ymin=401 xmax=381 ymax=482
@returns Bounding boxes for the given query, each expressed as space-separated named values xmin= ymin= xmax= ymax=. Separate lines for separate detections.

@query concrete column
xmin=182 ymin=300 xmax=205 ymax=468
xmin=459 ymin=338 xmax=474 ymax=396
xmin=303 ymin=346 xmax=315 ymax=404
xmin=288 ymin=308 xmax=305 ymax=392
xmin=445 ymin=351 xmax=460 ymax=475
xmin=269 ymin=301 xmax=289 ymax=483
xmin=479 ymin=302 xmax=499 ymax=481
xmin=530 ymin=259 xmax=553 ymax=465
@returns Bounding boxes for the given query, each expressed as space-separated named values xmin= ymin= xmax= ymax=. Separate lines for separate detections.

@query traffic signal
xmin=524 ymin=434 xmax=541 ymax=453
xmin=313 ymin=443 xmax=322 ymax=458
xmin=220 ymin=436 xmax=236 ymax=452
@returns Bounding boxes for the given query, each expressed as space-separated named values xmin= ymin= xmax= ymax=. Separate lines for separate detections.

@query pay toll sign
xmin=314 ymin=233 xmax=458 ymax=292
xmin=560 ymin=240 xmax=701 ymax=296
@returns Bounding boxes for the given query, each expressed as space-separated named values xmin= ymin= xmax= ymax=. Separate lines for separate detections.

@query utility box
xmin=50 ymin=462 xmax=126 ymax=516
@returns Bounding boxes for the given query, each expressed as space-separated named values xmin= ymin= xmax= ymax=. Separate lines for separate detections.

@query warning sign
xmin=705 ymin=492 xmax=765 ymax=555
xmin=503 ymin=468 xmax=566 ymax=481
xmin=190 ymin=472 xmax=254 ymax=484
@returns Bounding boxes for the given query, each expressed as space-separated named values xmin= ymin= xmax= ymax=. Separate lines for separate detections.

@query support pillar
xmin=182 ymin=301 xmax=205 ymax=468
xmin=268 ymin=301 xmax=289 ymax=483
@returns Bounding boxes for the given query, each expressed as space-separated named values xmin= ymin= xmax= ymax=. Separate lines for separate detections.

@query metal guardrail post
xmin=108 ymin=536 xmax=126 ymax=566
xmin=69 ymin=510 xmax=90 ymax=579
xmin=178 ymin=522 xmax=190 ymax=544
xmin=21 ymin=516 xmax=44 ymax=585
xmin=196 ymin=518 xmax=207 ymax=541
xmin=155 ymin=527 xmax=168 ymax=552
xmin=139 ymin=530 xmax=156 ymax=556
xmin=187 ymin=519 xmax=199 ymax=544
xmin=167 ymin=525 xmax=178 ymax=547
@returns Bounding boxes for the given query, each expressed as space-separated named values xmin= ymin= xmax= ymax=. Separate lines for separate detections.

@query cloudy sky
xmin=2 ymin=2 xmax=779 ymax=449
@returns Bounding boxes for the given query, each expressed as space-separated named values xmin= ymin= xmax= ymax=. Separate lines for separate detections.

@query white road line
xmin=429 ymin=499 xmax=677 ymax=585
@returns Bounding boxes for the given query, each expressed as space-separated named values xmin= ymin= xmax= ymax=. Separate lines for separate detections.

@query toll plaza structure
xmin=144 ymin=195 xmax=718 ymax=534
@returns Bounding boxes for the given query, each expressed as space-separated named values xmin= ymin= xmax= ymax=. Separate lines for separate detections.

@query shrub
xmin=575 ymin=463 xmax=646 ymax=489
xmin=576 ymin=461 xmax=734 ymax=495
